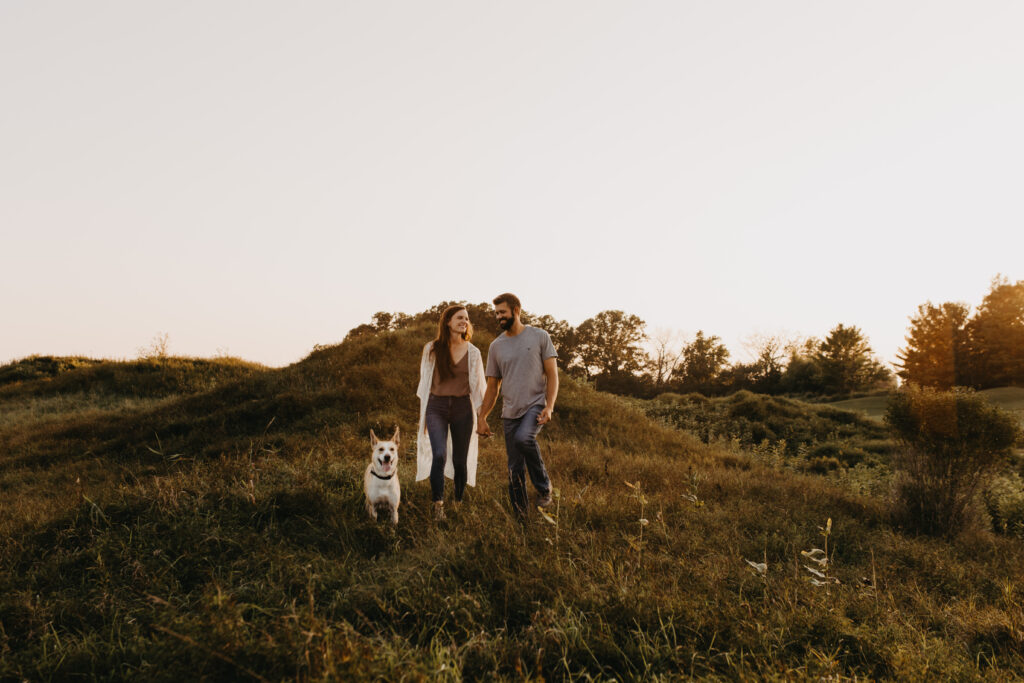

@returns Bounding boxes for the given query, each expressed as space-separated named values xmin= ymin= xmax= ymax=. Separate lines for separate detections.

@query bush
xmin=886 ymin=385 xmax=1020 ymax=536
xmin=644 ymin=391 xmax=891 ymax=460
xmin=808 ymin=442 xmax=868 ymax=467
xmin=982 ymin=473 xmax=1024 ymax=539
xmin=802 ymin=456 xmax=842 ymax=473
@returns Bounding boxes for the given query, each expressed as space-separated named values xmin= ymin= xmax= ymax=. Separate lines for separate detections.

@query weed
xmin=802 ymin=517 xmax=839 ymax=593
xmin=682 ymin=467 xmax=705 ymax=507
xmin=623 ymin=480 xmax=651 ymax=568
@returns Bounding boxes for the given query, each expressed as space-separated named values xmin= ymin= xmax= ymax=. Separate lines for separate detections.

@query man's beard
xmin=498 ymin=317 xmax=513 ymax=331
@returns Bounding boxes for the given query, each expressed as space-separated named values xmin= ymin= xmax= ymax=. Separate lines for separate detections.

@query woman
xmin=416 ymin=305 xmax=487 ymax=520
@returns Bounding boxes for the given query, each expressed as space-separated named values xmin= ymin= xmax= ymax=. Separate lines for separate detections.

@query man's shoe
xmin=433 ymin=501 xmax=446 ymax=521
xmin=536 ymin=493 xmax=553 ymax=509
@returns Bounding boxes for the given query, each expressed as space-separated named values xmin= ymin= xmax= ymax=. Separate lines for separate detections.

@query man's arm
xmin=537 ymin=357 xmax=559 ymax=424
xmin=477 ymin=376 xmax=500 ymax=436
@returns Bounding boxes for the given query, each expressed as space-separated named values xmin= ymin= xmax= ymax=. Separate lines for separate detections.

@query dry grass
xmin=1 ymin=332 xmax=1023 ymax=680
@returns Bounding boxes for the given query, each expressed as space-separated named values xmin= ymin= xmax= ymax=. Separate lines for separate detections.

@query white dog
xmin=364 ymin=427 xmax=400 ymax=524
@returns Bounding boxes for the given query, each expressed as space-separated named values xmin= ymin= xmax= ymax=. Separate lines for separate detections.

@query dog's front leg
xmin=390 ymin=503 xmax=399 ymax=525
xmin=366 ymin=498 xmax=378 ymax=521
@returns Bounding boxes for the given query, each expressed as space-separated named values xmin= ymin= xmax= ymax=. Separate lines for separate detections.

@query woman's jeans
xmin=502 ymin=403 xmax=552 ymax=514
xmin=425 ymin=394 xmax=474 ymax=502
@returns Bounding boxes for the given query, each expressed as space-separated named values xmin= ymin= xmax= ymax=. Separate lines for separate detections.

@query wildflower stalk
xmin=802 ymin=517 xmax=839 ymax=596
xmin=625 ymin=480 xmax=649 ymax=569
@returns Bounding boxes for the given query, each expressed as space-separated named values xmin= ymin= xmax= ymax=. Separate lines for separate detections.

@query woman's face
xmin=448 ymin=309 xmax=470 ymax=337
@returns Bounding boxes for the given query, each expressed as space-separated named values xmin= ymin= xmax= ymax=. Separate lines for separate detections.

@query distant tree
xmin=347 ymin=302 xmax=498 ymax=341
xmin=462 ymin=302 xmax=502 ymax=336
xmin=344 ymin=323 xmax=378 ymax=340
xmin=778 ymin=338 xmax=823 ymax=394
xmin=371 ymin=311 xmax=398 ymax=330
xmin=645 ymin=328 xmax=686 ymax=391
xmin=573 ymin=310 xmax=648 ymax=381
xmin=895 ymin=302 xmax=970 ymax=389
xmin=345 ymin=310 xmax=414 ymax=340
xmin=964 ymin=276 xmax=1024 ymax=388
xmin=741 ymin=334 xmax=788 ymax=394
xmin=530 ymin=314 xmax=578 ymax=366
xmin=815 ymin=324 xmax=892 ymax=395
xmin=674 ymin=331 xmax=730 ymax=394
xmin=594 ymin=370 xmax=654 ymax=397
xmin=716 ymin=362 xmax=758 ymax=394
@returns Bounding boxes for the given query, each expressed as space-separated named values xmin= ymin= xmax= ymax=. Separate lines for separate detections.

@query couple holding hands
xmin=415 ymin=293 xmax=558 ymax=520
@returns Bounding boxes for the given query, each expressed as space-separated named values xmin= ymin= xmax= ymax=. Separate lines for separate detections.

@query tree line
xmin=346 ymin=275 xmax=1021 ymax=399
xmin=550 ymin=314 xmax=893 ymax=399
xmin=347 ymin=304 xmax=894 ymax=399
xmin=896 ymin=276 xmax=1024 ymax=390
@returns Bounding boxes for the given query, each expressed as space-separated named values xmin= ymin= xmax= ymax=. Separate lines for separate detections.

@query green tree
xmin=674 ymin=331 xmax=730 ymax=394
xmin=964 ymin=276 xmax=1024 ymax=388
xmin=531 ymin=314 xmax=577 ymax=366
xmin=895 ymin=301 xmax=970 ymax=388
xmin=778 ymin=338 xmax=822 ymax=394
xmin=740 ymin=334 xmax=788 ymax=394
xmin=572 ymin=310 xmax=647 ymax=381
xmin=815 ymin=324 xmax=891 ymax=395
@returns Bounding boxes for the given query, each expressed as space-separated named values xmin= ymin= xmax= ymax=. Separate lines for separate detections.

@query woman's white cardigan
xmin=415 ymin=341 xmax=487 ymax=486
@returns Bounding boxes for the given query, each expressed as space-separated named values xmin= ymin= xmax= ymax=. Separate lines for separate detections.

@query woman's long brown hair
xmin=432 ymin=305 xmax=473 ymax=380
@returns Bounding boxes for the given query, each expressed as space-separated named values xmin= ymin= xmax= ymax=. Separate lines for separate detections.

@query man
xmin=477 ymin=293 xmax=558 ymax=515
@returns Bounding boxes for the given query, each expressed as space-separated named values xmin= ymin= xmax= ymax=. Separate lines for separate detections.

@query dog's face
xmin=369 ymin=426 xmax=400 ymax=476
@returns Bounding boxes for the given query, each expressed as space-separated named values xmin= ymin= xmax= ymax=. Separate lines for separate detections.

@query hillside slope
xmin=1 ymin=330 xmax=1023 ymax=680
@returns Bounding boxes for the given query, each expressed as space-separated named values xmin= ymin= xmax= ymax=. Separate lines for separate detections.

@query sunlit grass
xmin=1 ymin=340 xmax=1023 ymax=679
xmin=0 ymin=391 xmax=175 ymax=430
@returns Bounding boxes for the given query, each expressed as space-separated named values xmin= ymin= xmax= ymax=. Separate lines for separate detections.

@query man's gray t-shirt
xmin=485 ymin=326 xmax=558 ymax=419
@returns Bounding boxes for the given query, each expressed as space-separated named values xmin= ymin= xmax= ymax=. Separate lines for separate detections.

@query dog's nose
xmin=383 ymin=455 xmax=391 ymax=462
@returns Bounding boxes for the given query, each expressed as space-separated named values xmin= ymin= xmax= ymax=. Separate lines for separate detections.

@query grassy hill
xmin=2 ymin=329 xmax=1024 ymax=680
xmin=644 ymin=391 xmax=895 ymax=476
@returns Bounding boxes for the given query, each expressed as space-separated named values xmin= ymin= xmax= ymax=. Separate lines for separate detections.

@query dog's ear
xmin=370 ymin=429 xmax=378 ymax=447
xmin=391 ymin=425 xmax=400 ymax=445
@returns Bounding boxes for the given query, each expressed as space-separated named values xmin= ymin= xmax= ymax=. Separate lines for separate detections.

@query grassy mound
xmin=2 ymin=331 xmax=1023 ymax=680
xmin=645 ymin=391 xmax=893 ymax=470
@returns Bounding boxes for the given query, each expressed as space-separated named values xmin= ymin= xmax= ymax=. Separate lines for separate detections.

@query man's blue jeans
xmin=425 ymin=394 xmax=474 ymax=502
xmin=502 ymin=403 xmax=552 ymax=514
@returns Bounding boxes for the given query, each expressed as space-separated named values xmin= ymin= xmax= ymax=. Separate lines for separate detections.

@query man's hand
xmin=477 ymin=377 xmax=499 ymax=439
xmin=537 ymin=406 xmax=553 ymax=425
xmin=477 ymin=413 xmax=493 ymax=438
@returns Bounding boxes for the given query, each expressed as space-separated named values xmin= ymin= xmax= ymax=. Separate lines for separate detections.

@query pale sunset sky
xmin=2 ymin=2 xmax=1022 ymax=368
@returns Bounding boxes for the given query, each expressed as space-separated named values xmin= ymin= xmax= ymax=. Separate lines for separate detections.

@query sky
xmin=3 ymin=1 xmax=1023 ymax=368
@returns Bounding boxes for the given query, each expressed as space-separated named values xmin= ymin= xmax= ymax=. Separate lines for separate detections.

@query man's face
xmin=495 ymin=303 xmax=516 ymax=331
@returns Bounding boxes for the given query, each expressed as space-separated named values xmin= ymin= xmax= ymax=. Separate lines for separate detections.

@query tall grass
xmin=2 ymin=332 xmax=1024 ymax=679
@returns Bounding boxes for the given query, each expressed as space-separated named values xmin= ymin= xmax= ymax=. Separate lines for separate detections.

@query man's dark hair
xmin=492 ymin=292 xmax=522 ymax=314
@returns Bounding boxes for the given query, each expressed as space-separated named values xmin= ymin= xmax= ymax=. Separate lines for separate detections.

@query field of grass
xmin=979 ymin=387 xmax=1024 ymax=424
xmin=826 ymin=387 xmax=1024 ymax=426
xmin=823 ymin=395 xmax=891 ymax=423
xmin=2 ymin=332 xmax=1024 ymax=680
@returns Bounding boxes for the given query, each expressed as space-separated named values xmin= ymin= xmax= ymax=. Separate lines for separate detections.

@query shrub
xmin=808 ymin=442 xmax=868 ymax=467
xmin=982 ymin=473 xmax=1024 ymax=539
xmin=886 ymin=385 xmax=1020 ymax=536
xmin=803 ymin=456 xmax=842 ymax=473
